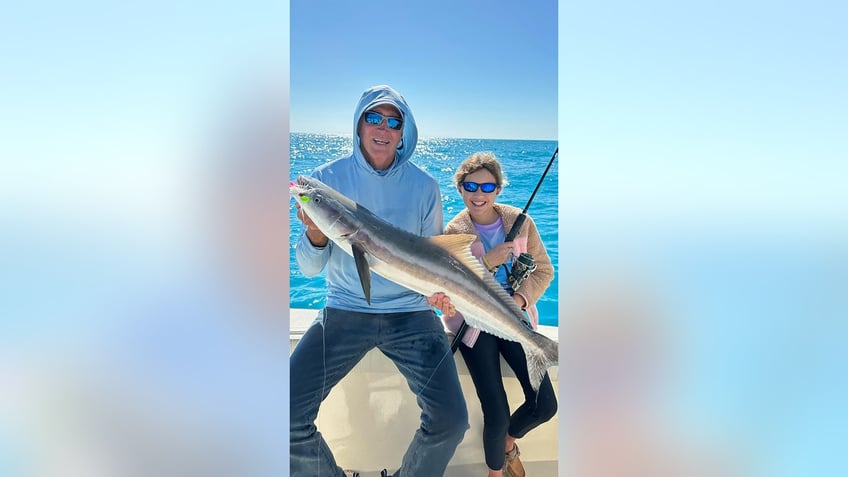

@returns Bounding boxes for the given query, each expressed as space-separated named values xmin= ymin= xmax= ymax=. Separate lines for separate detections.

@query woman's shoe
xmin=504 ymin=443 xmax=525 ymax=477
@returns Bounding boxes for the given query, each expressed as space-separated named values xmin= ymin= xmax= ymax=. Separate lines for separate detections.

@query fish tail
xmin=525 ymin=332 xmax=559 ymax=391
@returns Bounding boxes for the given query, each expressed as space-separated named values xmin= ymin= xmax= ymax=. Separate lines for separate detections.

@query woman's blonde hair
xmin=453 ymin=151 xmax=508 ymax=188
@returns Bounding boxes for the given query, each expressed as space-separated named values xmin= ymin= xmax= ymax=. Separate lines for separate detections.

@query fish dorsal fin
xmin=428 ymin=234 xmax=489 ymax=280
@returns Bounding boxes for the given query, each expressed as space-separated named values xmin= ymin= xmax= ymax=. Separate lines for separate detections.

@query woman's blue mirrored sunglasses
xmin=363 ymin=111 xmax=403 ymax=130
xmin=462 ymin=181 xmax=498 ymax=193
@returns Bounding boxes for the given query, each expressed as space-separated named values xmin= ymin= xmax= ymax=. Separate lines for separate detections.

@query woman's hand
xmin=428 ymin=292 xmax=456 ymax=317
xmin=483 ymin=242 xmax=516 ymax=269
xmin=512 ymin=293 xmax=528 ymax=310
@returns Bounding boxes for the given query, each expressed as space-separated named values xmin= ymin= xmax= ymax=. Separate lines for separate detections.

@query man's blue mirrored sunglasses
xmin=363 ymin=111 xmax=403 ymax=130
xmin=462 ymin=181 xmax=498 ymax=193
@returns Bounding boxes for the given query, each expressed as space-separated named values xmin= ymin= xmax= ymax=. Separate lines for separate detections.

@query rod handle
xmin=505 ymin=213 xmax=526 ymax=242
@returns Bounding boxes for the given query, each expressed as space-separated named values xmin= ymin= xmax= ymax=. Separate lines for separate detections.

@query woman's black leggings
xmin=459 ymin=331 xmax=558 ymax=470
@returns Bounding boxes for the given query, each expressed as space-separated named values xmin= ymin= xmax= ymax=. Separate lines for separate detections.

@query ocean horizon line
xmin=290 ymin=131 xmax=557 ymax=142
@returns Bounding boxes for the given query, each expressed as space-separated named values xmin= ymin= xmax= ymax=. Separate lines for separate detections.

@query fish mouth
xmin=289 ymin=176 xmax=312 ymax=197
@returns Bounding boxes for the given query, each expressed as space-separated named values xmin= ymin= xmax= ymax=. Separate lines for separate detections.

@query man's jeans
xmin=290 ymin=307 xmax=468 ymax=477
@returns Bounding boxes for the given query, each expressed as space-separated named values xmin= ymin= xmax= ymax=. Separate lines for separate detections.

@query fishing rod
xmin=450 ymin=147 xmax=559 ymax=353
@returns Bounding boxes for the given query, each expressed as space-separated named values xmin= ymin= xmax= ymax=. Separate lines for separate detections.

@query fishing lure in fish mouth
xmin=290 ymin=179 xmax=316 ymax=200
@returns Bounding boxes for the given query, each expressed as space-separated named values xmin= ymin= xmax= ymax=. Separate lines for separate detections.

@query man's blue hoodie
xmin=295 ymin=85 xmax=443 ymax=313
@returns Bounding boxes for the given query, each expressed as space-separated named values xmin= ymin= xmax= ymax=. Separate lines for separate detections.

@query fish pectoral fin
xmin=351 ymin=243 xmax=372 ymax=305
xmin=428 ymin=234 xmax=489 ymax=280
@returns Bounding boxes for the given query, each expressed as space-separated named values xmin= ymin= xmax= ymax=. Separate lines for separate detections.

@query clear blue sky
xmin=290 ymin=0 xmax=558 ymax=140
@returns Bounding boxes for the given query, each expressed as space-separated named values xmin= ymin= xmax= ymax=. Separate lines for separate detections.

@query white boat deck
xmin=290 ymin=308 xmax=559 ymax=476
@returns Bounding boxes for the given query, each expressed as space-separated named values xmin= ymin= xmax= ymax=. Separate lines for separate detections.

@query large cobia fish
xmin=291 ymin=176 xmax=558 ymax=390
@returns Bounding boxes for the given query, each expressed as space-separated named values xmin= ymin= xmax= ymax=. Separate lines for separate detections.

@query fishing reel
xmin=507 ymin=252 xmax=537 ymax=292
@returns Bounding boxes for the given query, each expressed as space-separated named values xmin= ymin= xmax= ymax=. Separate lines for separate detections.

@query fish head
xmin=290 ymin=176 xmax=358 ymax=240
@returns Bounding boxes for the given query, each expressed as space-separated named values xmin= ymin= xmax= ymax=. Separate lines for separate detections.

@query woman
xmin=436 ymin=152 xmax=558 ymax=477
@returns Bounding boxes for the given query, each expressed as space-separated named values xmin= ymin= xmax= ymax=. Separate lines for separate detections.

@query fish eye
xmin=314 ymin=196 xmax=321 ymax=203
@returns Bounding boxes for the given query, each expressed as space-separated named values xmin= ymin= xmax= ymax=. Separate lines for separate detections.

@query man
xmin=290 ymin=85 xmax=468 ymax=477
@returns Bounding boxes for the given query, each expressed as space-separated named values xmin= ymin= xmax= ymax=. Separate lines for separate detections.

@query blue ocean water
xmin=289 ymin=133 xmax=559 ymax=326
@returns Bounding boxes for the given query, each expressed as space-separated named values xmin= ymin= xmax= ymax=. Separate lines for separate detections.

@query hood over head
xmin=352 ymin=85 xmax=418 ymax=176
